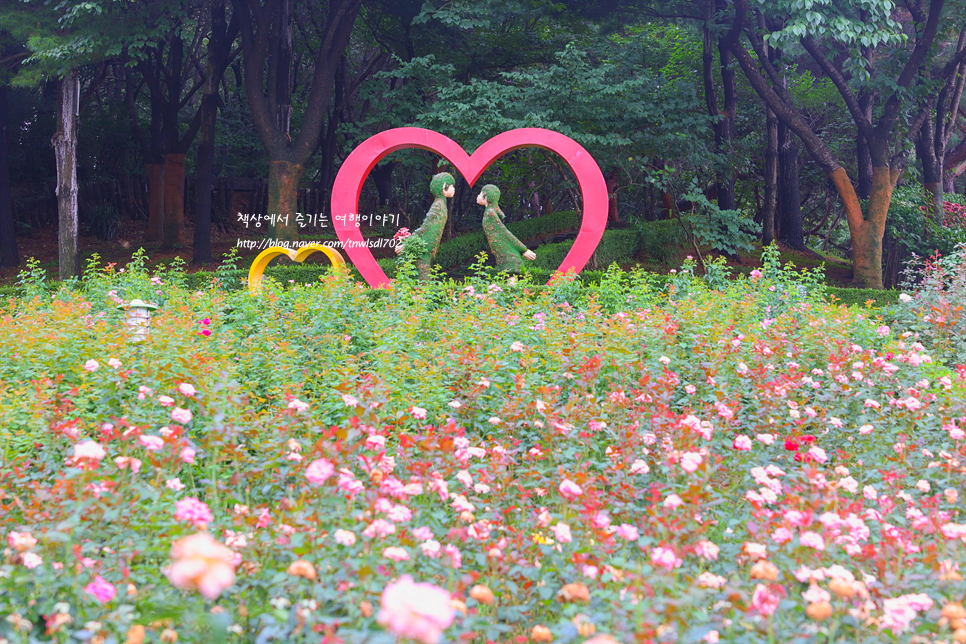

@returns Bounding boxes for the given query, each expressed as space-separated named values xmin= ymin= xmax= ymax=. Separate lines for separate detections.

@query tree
xmin=916 ymin=26 xmax=966 ymax=212
xmin=1 ymin=0 xmax=176 ymax=278
xmin=0 ymin=34 xmax=24 ymax=268
xmin=193 ymin=0 xmax=238 ymax=264
xmin=727 ymin=0 xmax=965 ymax=288
xmin=231 ymin=0 xmax=363 ymax=241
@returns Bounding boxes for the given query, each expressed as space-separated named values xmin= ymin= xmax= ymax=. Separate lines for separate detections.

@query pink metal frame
xmin=331 ymin=127 xmax=608 ymax=288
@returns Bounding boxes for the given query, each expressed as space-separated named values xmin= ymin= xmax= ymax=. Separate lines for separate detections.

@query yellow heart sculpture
xmin=247 ymin=244 xmax=346 ymax=291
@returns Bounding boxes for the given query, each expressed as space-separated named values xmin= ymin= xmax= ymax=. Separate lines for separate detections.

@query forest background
xmin=1 ymin=0 xmax=965 ymax=291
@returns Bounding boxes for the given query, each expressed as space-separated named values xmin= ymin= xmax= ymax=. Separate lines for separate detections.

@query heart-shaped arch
xmin=331 ymin=128 xmax=608 ymax=288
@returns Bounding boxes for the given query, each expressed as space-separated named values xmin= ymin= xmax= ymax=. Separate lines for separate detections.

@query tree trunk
xmin=146 ymin=163 xmax=165 ymax=241
xmin=762 ymin=104 xmax=778 ymax=246
xmin=192 ymin=0 xmax=236 ymax=264
xmin=844 ymin=167 xmax=893 ymax=289
xmin=661 ymin=191 xmax=675 ymax=219
xmin=716 ymin=21 xmax=737 ymax=212
xmin=193 ymin=92 xmax=217 ymax=264
xmin=372 ymin=162 xmax=394 ymax=207
xmin=232 ymin=0 xmax=363 ymax=244
xmin=268 ymin=160 xmax=304 ymax=241
xmin=0 ymin=84 xmax=19 ymax=268
xmin=162 ymin=153 xmax=186 ymax=248
xmin=53 ymin=72 xmax=80 ymax=280
xmin=917 ymin=107 xmax=943 ymax=215
xmin=856 ymin=94 xmax=874 ymax=200
xmin=777 ymin=122 xmax=805 ymax=250
xmin=605 ymin=170 xmax=619 ymax=222
xmin=827 ymin=167 xmax=888 ymax=289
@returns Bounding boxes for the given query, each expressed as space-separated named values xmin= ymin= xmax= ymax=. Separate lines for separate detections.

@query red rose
xmin=784 ymin=440 xmax=799 ymax=451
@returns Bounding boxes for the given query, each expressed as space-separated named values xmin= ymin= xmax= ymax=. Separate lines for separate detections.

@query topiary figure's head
xmin=479 ymin=184 xmax=501 ymax=208
xmin=430 ymin=172 xmax=456 ymax=198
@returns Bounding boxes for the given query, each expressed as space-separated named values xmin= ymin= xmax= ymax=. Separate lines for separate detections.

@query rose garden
xmin=4 ymin=1 xmax=966 ymax=643
xmin=3 ymin=229 xmax=966 ymax=643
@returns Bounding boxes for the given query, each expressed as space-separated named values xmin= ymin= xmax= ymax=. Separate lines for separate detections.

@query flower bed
xmin=2 ymin=252 xmax=966 ymax=644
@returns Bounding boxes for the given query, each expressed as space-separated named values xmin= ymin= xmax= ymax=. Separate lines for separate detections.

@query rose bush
xmin=0 ymin=251 xmax=965 ymax=643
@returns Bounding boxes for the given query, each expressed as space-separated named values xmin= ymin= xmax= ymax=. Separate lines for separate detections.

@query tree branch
xmin=801 ymin=36 xmax=873 ymax=142
xmin=877 ymin=0 xmax=944 ymax=134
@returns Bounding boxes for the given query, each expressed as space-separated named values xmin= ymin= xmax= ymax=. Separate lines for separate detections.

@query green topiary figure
xmin=397 ymin=172 xmax=455 ymax=280
xmin=479 ymin=184 xmax=536 ymax=273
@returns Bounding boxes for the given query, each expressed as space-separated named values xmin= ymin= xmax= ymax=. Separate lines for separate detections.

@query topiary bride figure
xmin=396 ymin=172 xmax=455 ymax=280
xmin=479 ymin=184 xmax=536 ymax=273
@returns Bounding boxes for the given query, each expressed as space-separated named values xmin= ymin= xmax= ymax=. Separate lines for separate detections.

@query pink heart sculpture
xmin=331 ymin=127 xmax=608 ymax=288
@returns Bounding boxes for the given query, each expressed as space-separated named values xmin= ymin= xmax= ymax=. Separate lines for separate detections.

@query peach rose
xmin=164 ymin=533 xmax=236 ymax=600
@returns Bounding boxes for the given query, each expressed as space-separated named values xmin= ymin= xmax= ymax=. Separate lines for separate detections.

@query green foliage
xmin=634 ymin=217 xmax=687 ymax=263
xmin=683 ymin=190 xmax=762 ymax=256
xmin=825 ymin=286 xmax=900 ymax=307
xmin=755 ymin=0 xmax=906 ymax=55
xmin=15 ymin=257 xmax=48 ymax=300
xmin=531 ymin=228 xmax=641 ymax=271
xmin=406 ymin=41 xmax=717 ymax=176
xmin=884 ymin=243 xmax=966 ymax=364
xmin=884 ymin=184 xmax=966 ymax=259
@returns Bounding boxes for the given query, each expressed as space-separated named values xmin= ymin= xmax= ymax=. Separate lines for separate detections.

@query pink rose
xmin=73 ymin=440 xmax=107 ymax=462
xmin=305 ymin=458 xmax=335 ymax=485
xmin=680 ymin=452 xmax=703 ymax=473
xmin=113 ymin=456 xmax=142 ymax=473
xmin=733 ymin=435 xmax=753 ymax=451
xmin=7 ymin=531 xmax=37 ymax=552
xmin=178 ymin=383 xmax=196 ymax=396
xmin=288 ymin=398 xmax=309 ymax=412
xmin=558 ymin=478 xmax=583 ymax=499
xmin=800 ymin=531 xmax=826 ymax=551
xmin=650 ymin=546 xmax=682 ymax=571
xmin=616 ymin=524 xmax=639 ymax=541
xmin=550 ymin=522 xmax=572 ymax=543
xmin=22 ymin=552 xmax=42 ymax=569
xmin=84 ymin=575 xmax=116 ymax=603
xmin=174 ymin=497 xmax=214 ymax=529
xmin=171 ymin=407 xmax=193 ymax=424
xmin=383 ymin=547 xmax=410 ymax=562
xmin=751 ymin=584 xmax=782 ymax=616
xmin=139 ymin=435 xmax=164 ymax=451
xmin=695 ymin=540 xmax=719 ymax=560
xmin=663 ymin=493 xmax=683 ymax=509
xmin=334 ymin=529 xmax=357 ymax=546
xmin=84 ymin=359 xmax=99 ymax=372
xmin=377 ymin=575 xmax=454 ymax=644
